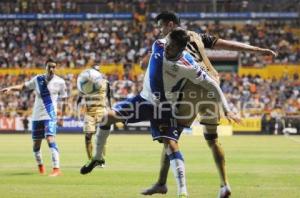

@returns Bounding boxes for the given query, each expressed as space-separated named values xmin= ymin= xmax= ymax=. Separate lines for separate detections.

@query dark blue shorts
xmin=31 ymin=120 xmax=57 ymax=140
xmin=113 ymin=95 xmax=183 ymax=141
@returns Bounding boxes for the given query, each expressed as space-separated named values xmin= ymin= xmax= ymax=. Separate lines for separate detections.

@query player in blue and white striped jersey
xmin=81 ymin=28 xmax=240 ymax=198
xmin=0 ymin=59 xmax=67 ymax=176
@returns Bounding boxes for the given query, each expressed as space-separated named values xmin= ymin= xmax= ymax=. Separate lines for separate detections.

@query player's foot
xmin=97 ymin=163 xmax=106 ymax=168
xmin=80 ymin=158 xmax=105 ymax=175
xmin=140 ymin=183 xmax=168 ymax=195
xmin=218 ymin=185 xmax=231 ymax=198
xmin=49 ymin=168 xmax=62 ymax=177
xmin=178 ymin=193 xmax=188 ymax=198
xmin=38 ymin=164 xmax=46 ymax=175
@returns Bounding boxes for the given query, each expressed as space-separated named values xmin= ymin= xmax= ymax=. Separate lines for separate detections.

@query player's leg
xmin=83 ymin=114 xmax=96 ymax=160
xmin=157 ymin=147 xmax=170 ymax=185
xmin=33 ymin=139 xmax=45 ymax=174
xmin=151 ymin=123 xmax=188 ymax=197
xmin=85 ymin=133 xmax=93 ymax=159
xmin=204 ymin=125 xmax=231 ymax=196
xmin=141 ymin=146 xmax=169 ymax=195
xmin=46 ymin=135 xmax=61 ymax=176
xmin=32 ymin=121 xmax=46 ymax=175
xmin=163 ymin=138 xmax=188 ymax=197
xmin=200 ymin=102 xmax=231 ymax=198
xmin=44 ymin=120 xmax=61 ymax=176
xmin=197 ymin=85 xmax=231 ymax=198
xmin=80 ymin=110 xmax=124 ymax=174
xmin=81 ymin=95 xmax=153 ymax=174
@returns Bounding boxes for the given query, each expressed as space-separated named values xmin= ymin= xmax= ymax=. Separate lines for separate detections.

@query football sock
xmin=167 ymin=151 xmax=187 ymax=195
xmin=48 ymin=142 xmax=60 ymax=168
xmin=94 ymin=126 xmax=110 ymax=161
xmin=33 ymin=147 xmax=43 ymax=165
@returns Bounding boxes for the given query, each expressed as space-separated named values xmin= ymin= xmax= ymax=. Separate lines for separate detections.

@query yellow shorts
xmin=176 ymin=80 xmax=221 ymax=129
xmin=83 ymin=113 xmax=105 ymax=133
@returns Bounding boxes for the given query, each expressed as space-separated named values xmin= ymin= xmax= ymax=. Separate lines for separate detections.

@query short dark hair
xmin=155 ymin=11 xmax=180 ymax=25
xmin=169 ymin=28 xmax=189 ymax=50
xmin=45 ymin=58 xmax=56 ymax=66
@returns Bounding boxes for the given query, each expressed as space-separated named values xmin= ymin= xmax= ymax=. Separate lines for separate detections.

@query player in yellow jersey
xmin=141 ymin=11 xmax=277 ymax=198
xmin=77 ymin=65 xmax=111 ymax=165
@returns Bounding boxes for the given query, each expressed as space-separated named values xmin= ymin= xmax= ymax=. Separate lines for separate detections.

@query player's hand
xmin=225 ymin=112 xmax=242 ymax=125
xmin=257 ymin=48 xmax=277 ymax=57
xmin=0 ymin=87 xmax=12 ymax=94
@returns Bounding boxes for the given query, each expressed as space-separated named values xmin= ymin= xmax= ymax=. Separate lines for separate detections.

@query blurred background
xmin=0 ymin=0 xmax=299 ymax=134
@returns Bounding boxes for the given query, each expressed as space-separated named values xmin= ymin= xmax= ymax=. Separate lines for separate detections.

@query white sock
xmin=167 ymin=151 xmax=187 ymax=195
xmin=48 ymin=142 xmax=60 ymax=168
xmin=33 ymin=150 xmax=43 ymax=165
xmin=94 ymin=126 xmax=110 ymax=161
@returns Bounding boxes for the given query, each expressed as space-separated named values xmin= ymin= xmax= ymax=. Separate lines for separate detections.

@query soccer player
xmin=80 ymin=28 xmax=240 ymax=198
xmin=77 ymin=65 xmax=111 ymax=163
xmin=0 ymin=59 xmax=68 ymax=176
xmin=141 ymin=11 xmax=277 ymax=198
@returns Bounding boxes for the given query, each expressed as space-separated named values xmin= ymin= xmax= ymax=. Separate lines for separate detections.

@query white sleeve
xmin=180 ymin=64 xmax=231 ymax=113
xmin=59 ymin=81 xmax=68 ymax=98
xmin=24 ymin=76 xmax=36 ymax=90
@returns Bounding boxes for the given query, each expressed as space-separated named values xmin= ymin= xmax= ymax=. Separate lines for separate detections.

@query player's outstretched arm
xmin=214 ymin=39 xmax=277 ymax=57
xmin=225 ymin=111 xmax=242 ymax=125
xmin=185 ymin=66 xmax=241 ymax=124
xmin=0 ymin=84 xmax=25 ymax=94
xmin=106 ymin=81 xmax=112 ymax=108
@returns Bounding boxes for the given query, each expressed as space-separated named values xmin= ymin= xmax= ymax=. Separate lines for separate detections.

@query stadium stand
xmin=0 ymin=0 xmax=299 ymax=133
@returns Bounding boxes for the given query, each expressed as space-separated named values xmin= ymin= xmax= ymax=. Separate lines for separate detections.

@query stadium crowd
xmin=0 ymin=5 xmax=299 ymax=132
xmin=0 ymin=20 xmax=299 ymax=69
xmin=0 ymin=0 xmax=299 ymax=13
xmin=1 ymin=72 xmax=299 ymax=120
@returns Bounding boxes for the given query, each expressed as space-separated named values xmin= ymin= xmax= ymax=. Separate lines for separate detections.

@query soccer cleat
xmin=98 ymin=163 xmax=106 ymax=168
xmin=178 ymin=193 xmax=188 ymax=198
xmin=49 ymin=168 xmax=62 ymax=177
xmin=38 ymin=164 xmax=46 ymax=175
xmin=218 ymin=185 xmax=231 ymax=198
xmin=80 ymin=158 xmax=105 ymax=175
xmin=140 ymin=183 xmax=168 ymax=195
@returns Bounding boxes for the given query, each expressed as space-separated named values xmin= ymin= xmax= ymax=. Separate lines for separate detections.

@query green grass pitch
xmin=0 ymin=134 xmax=300 ymax=198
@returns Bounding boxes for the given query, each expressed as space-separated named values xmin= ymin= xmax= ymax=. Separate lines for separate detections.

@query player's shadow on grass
xmin=4 ymin=172 xmax=35 ymax=176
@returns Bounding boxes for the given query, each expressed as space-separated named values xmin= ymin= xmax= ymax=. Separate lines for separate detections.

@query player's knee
xmin=164 ymin=140 xmax=179 ymax=154
xmin=46 ymin=135 xmax=55 ymax=142
xmin=48 ymin=142 xmax=58 ymax=150
xmin=33 ymin=145 xmax=41 ymax=152
xmin=204 ymin=133 xmax=218 ymax=147
xmin=99 ymin=125 xmax=110 ymax=130
xmin=85 ymin=133 xmax=93 ymax=143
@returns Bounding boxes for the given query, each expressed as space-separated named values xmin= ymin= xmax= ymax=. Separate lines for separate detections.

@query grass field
xmin=0 ymin=134 xmax=300 ymax=198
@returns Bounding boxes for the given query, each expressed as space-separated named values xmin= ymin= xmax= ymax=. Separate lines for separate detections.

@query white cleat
xmin=218 ymin=185 xmax=231 ymax=198
xmin=141 ymin=183 xmax=168 ymax=195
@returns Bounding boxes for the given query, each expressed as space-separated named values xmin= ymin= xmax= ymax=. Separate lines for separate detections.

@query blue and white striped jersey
xmin=24 ymin=74 xmax=68 ymax=121
xmin=140 ymin=38 xmax=230 ymax=113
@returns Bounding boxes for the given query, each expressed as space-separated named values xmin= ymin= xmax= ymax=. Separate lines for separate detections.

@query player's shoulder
xmin=153 ymin=38 xmax=166 ymax=48
xmin=54 ymin=75 xmax=66 ymax=83
xmin=33 ymin=74 xmax=44 ymax=81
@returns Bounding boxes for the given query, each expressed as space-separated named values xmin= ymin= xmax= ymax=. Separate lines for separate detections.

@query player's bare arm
xmin=57 ymin=98 xmax=67 ymax=126
xmin=106 ymin=81 xmax=112 ymax=108
xmin=214 ymin=39 xmax=277 ymax=57
xmin=0 ymin=83 xmax=25 ymax=94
